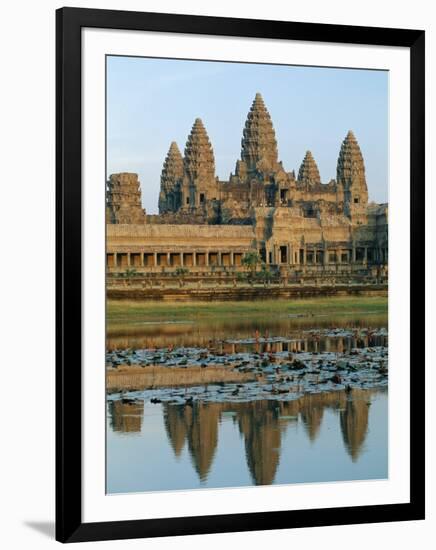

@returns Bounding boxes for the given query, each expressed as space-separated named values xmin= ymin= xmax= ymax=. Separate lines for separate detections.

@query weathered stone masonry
xmin=106 ymin=93 xmax=388 ymax=282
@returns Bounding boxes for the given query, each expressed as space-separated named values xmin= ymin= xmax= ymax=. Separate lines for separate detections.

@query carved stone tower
xmin=158 ymin=141 xmax=184 ymax=214
xmin=240 ymin=93 xmax=280 ymax=178
xmin=182 ymin=118 xmax=217 ymax=208
xmin=106 ymin=172 xmax=146 ymax=224
xmin=297 ymin=151 xmax=321 ymax=186
xmin=336 ymin=130 xmax=368 ymax=220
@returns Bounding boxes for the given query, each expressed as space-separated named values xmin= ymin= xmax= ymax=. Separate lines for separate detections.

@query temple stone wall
xmin=106 ymin=173 xmax=146 ymax=224
xmin=105 ymin=92 xmax=388 ymax=282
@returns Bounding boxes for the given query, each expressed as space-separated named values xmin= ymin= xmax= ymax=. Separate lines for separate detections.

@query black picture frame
xmin=56 ymin=6 xmax=425 ymax=543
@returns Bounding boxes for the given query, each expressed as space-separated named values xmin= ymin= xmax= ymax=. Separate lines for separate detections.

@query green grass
xmin=107 ymin=296 xmax=387 ymax=326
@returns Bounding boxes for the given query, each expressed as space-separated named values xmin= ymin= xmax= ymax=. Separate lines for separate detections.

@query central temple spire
xmin=240 ymin=93 xmax=279 ymax=175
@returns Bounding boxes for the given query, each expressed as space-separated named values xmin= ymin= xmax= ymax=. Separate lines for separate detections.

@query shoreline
xmin=106 ymin=298 xmax=388 ymax=402
xmin=107 ymin=364 xmax=257 ymax=392
xmin=107 ymin=295 xmax=388 ymax=322
xmin=107 ymin=283 xmax=387 ymax=303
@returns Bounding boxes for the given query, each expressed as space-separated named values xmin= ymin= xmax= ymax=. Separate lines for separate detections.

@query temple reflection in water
xmin=109 ymin=400 xmax=144 ymax=433
xmin=107 ymin=317 xmax=388 ymax=353
xmin=164 ymin=402 xmax=221 ymax=481
xmin=108 ymin=389 xmax=376 ymax=486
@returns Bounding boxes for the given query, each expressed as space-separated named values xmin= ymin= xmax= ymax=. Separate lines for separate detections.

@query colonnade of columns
xmin=107 ymin=244 xmax=388 ymax=269
xmin=106 ymin=250 xmax=245 ymax=269
xmin=264 ymin=243 xmax=388 ymax=266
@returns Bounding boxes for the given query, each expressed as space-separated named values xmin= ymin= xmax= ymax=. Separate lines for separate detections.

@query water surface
xmin=106 ymin=305 xmax=388 ymax=493
xmin=107 ymin=389 xmax=387 ymax=493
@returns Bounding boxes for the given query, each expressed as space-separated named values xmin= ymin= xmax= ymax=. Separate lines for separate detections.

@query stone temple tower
xmin=182 ymin=118 xmax=217 ymax=208
xmin=240 ymin=92 xmax=280 ymax=178
xmin=159 ymin=141 xmax=184 ymax=214
xmin=336 ymin=130 xmax=368 ymax=220
xmin=106 ymin=172 xmax=146 ymax=224
xmin=298 ymin=151 xmax=321 ymax=186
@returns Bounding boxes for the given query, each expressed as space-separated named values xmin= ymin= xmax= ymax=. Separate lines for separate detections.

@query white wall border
xmin=82 ymin=27 xmax=410 ymax=524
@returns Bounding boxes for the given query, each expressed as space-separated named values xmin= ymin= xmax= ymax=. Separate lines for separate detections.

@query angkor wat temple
xmin=106 ymin=93 xmax=388 ymax=282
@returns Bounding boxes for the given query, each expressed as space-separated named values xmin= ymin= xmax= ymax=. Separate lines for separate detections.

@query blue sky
xmin=107 ymin=56 xmax=388 ymax=213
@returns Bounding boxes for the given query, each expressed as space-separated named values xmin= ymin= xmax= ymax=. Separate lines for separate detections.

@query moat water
xmin=106 ymin=310 xmax=388 ymax=494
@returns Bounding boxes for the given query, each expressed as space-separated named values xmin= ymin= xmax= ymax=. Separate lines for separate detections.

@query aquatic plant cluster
xmin=106 ymin=328 xmax=388 ymax=404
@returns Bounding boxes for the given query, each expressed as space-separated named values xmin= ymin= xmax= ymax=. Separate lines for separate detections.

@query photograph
xmin=105 ymin=56 xmax=389 ymax=494
xmin=0 ymin=1 xmax=429 ymax=546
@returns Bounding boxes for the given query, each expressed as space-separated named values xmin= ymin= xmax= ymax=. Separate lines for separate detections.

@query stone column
xmin=114 ymin=252 xmax=118 ymax=269
xmin=303 ymin=247 xmax=307 ymax=265
xmin=167 ymin=252 xmax=171 ymax=267
xmin=230 ymin=251 xmax=234 ymax=266
xmin=288 ymin=244 xmax=293 ymax=265
xmin=352 ymin=243 xmax=356 ymax=263
xmin=180 ymin=252 xmax=184 ymax=267
xmin=153 ymin=252 xmax=157 ymax=267
xmin=127 ymin=253 xmax=131 ymax=267
xmin=323 ymin=244 xmax=328 ymax=266
xmin=218 ymin=251 xmax=222 ymax=266
xmin=193 ymin=252 xmax=197 ymax=267
xmin=140 ymin=252 xmax=144 ymax=267
xmin=206 ymin=251 xmax=210 ymax=266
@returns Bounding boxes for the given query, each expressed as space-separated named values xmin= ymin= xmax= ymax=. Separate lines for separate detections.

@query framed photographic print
xmin=56 ymin=7 xmax=425 ymax=543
